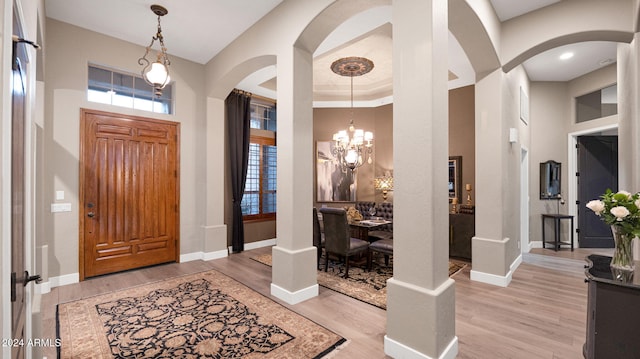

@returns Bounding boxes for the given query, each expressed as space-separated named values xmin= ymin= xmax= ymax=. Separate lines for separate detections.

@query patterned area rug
xmin=57 ymin=270 xmax=345 ymax=358
xmin=251 ymin=254 xmax=466 ymax=310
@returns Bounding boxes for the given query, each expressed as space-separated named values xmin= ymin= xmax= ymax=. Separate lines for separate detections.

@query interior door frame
xmin=567 ymin=123 xmax=618 ymax=249
xmin=520 ymin=145 xmax=530 ymax=253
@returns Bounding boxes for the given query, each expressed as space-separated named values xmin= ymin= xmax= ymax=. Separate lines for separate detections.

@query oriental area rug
xmin=56 ymin=270 xmax=345 ymax=359
xmin=251 ymin=254 xmax=466 ymax=310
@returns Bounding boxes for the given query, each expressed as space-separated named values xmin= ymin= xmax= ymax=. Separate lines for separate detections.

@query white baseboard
xmin=228 ymin=238 xmax=277 ymax=253
xmin=270 ymin=282 xmax=318 ymax=305
xmin=35 ymin=281 xmax=51 ymax=294
xmin=530 ymin=240 xmax=543 ymax=249
xmin=49 ymin=272 xmax=79 ymax=288
xmin=180 ymin=249 xmax=229 ymax=263
xmin=203 ymin=250 xmax=229 ymax=261
xmin=470 ymin=254 xmax=522 ymax=287
xmin=384 ymin=335 xmax=458 ymax=359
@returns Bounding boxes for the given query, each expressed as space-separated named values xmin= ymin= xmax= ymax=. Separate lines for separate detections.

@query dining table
xmin=349 ymin=218 xmax=392 ymax=241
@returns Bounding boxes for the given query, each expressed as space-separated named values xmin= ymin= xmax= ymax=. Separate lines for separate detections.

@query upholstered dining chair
xmin=313 ymin=207 xmax=325 ymax=269
xmin=368 ymin=238 xmax=393 ymax=269
xmin=319 ymin=207 xmax=370 ymax=278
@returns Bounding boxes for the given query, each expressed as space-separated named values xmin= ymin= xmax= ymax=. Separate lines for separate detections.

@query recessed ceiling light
xmin=559 ymin=52 xmax=574 ymax=60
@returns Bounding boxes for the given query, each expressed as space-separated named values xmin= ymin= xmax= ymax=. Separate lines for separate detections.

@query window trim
xmin=87 ymin=63 xmax=174 ymax=115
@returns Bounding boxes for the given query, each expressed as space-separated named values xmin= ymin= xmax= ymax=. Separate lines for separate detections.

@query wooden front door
xmin=80 ymin=109 xmax=179 ymax=279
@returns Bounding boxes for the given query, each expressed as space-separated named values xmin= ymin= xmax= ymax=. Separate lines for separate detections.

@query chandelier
xmin=138 ymin=4 xmax=171 ymax=97
xmin=330 ymin=57 xmax=374 ymax=172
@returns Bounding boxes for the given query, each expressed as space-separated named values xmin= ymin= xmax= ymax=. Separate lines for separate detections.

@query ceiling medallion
xmin=331 ymin=57 xmax=374 ymax=77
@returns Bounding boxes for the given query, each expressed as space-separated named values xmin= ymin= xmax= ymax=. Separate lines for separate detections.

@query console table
xmin=583 ymin=255 xmax=639 ymax=358
xmin=541 ymin=214 xmax=574 ymax=251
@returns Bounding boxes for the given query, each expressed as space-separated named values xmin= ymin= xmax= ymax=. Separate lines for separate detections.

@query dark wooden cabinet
xmin=449 ymin=213 xmax=474 ymax=261
xmin=584 ymin=255 xmax=640 ymax=359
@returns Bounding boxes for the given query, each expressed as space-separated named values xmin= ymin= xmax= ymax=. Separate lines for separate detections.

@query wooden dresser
xmin=449 ymin=213 xmax=474 ymax=261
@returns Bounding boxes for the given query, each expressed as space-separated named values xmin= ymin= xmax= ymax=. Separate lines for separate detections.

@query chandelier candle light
xmin=330 ymin=57 xmax=374 ymax=172
xmin=374 ymin=172 xmax=394 ymax=202
xmin=139 ymin=4 xmax=171 ymax=97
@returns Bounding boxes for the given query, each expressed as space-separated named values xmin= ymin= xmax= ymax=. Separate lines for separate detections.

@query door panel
xmin=11 ymin=25 xmax=27 ymax=359
xmin=80 ymin=109 xmax=179 ymax=279
xmin=577 ymin=136 xmax=618 ymax=248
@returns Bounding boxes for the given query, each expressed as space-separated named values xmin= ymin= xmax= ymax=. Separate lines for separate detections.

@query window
xmin=576 ymin=84 xmax=617 ymax=123
xmin=250 ymin=100 xmax=276 ymax=131
xmin=87 ymin=64 xmax=173 ymax=114
xmin=242 ymin=97 xmax=277 ymax=220
xmin=241 ymin=136 xmax=277 ymax=220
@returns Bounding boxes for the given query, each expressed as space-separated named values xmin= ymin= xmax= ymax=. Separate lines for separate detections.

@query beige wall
xmin=242 ymin=87 xmax=476 ymax=244
xmin=312 ymin=88 xmax=476 ymax=210
xmin=529 ymin=64 xmax=618 ymax=248
xmin=44 ymin=19 xmax=207 ymax=279
xmin=449 ymin=85 xmax=476 ymax=204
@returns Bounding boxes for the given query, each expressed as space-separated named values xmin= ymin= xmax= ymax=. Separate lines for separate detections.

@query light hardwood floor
xmin=40 ymin=246 xmax=611 ymax=358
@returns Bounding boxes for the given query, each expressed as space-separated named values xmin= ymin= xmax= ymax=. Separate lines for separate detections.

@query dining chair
xmin=319 ymin=207 xmax=370 ymax=278
xmin=313 ymin=207 xmax=325 ymax=269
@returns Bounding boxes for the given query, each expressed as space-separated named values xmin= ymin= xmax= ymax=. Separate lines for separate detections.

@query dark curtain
xmin=226 ymin=89 xmax=251 ymax=252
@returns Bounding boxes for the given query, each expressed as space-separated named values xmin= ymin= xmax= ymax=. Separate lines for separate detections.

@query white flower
xmin=610 ymin=206 xmax=630 ymax=221
xmin=636 ymin=198 xmax=640 ymax=209
xmin=586 ymin=200 xmax=605 ymax=215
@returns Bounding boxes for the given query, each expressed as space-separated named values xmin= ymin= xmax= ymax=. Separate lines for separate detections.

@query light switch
xmin=56 ymin=190 xmax=64 ymax=200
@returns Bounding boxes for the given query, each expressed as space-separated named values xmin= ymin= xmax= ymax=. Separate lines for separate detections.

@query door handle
xmin=11 ymin=271 xmax=42 ymax=302
xmin=87 ymin=211 xmax=95 ymax=218
xmin=23 ymin=271 xmax=41 ymax=286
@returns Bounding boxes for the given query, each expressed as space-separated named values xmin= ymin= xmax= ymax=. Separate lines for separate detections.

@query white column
xmin=617 ymin=37 xmax=640 ymax=258
xmin=469 ymin=70 xmax=513 ymax=286
xmin=270 ymin=46 xmax=318 ymax=304
xmin=202 ymin=98 xmax=228 ymax=260
xmin=385 ymin=1 xmax=457 ymax=358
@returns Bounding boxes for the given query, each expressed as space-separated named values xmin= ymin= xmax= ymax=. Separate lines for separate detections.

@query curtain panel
xmin=226 ymin=89 xmax=252 ymax=252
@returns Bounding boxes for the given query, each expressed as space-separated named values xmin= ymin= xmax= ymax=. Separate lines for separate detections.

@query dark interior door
xmin=577 ymin=136 xmax=618 ymax=248
xmin=10 ymin=14 xmax=27 ymax=359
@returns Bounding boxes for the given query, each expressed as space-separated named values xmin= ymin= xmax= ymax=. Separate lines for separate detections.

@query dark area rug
xmin=56 ymin=269 xmax=345 ymax=358
xmin=251 ymin=253 xmax=466 ymax=310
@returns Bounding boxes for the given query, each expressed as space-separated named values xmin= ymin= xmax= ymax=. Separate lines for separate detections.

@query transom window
xmin=576 ymin=84 xmax=617 ymax=123
xmin=87 ymin=64 xmax=173 ymax=114
xmin=250 ymin=100 xmax=276 ymax=131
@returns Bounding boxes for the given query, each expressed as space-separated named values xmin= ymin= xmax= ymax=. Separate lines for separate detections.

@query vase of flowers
xmin=586 ymin=190 xmax=639 ymax=273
